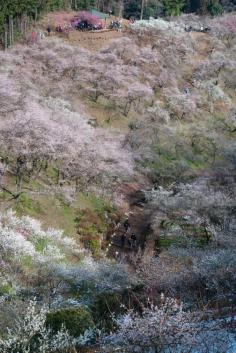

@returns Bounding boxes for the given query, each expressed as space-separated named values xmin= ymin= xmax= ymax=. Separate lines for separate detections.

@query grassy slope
xmin=0 ymin=173 xmax=113 ymax=241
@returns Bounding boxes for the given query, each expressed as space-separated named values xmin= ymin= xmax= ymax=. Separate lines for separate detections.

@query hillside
xmin=0 ymin=12 xmax=236 ymax=353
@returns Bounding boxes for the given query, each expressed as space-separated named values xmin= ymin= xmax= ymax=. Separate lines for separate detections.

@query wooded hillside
xmin=0 ymin=7 xmax=235 ymax=352
xmin=1 ymin=0 xmax=235 ymax=47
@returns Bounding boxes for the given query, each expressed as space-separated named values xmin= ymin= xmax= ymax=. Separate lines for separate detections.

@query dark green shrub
xmin=92 ymin=292 xmax=123 ymax=331
xmin=208 ymin=0 xmax=223 ymax=15
xmin=46 ymin=307 xmax=94 ymax=337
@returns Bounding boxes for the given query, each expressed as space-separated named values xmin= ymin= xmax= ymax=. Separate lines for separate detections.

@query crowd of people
xmin=29 ymin=29 xmax=45 ymax=44
xmin=185 ymin=25 xmax=211 ymax=32
xmin=55 ymin=23 xmax=74 ymax=33
xmin=28 ymin=10 xmax=134 ymax=43
xmin=109 ymin=19 xmax=122 ymax=30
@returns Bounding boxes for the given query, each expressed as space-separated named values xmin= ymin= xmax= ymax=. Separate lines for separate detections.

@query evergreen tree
xmin=164 ymin=0 xmax=186 ymax=15
xmin=207 ymin=0 xmax=223 ymax=14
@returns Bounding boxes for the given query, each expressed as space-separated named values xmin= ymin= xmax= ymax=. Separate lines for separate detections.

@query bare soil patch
xmin=68 ymin=29 xmax=123 ymax=51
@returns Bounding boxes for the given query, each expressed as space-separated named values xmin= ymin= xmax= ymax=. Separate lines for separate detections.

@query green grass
xmin=0 ymin=171 xmax=114 ymax=246
xmin=21 ymin=255 xmax=34 ymax=267
xmin=158 ymin=236 xmax=179 ymax=247
xmin=15 ymin=193 xmax=44 ymax=217
xmin=86 ymin=193 xmax=113 ymax=216
xmin=0 ymin=282 xmax=15 ymax=296
xmin=158 ymin=222 xmax=212 ymax=249
xmin=35 ymin=237 xmax=52 ymax=252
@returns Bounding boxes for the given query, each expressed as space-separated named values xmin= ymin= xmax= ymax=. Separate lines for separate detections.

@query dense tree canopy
xmin=0 ymin=0 xmax=77 ymax=37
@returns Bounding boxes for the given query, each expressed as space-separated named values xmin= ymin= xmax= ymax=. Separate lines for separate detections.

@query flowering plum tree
xmin=0 ymin=299 xmax=89 ymax=353
xmin=101 ymin=296 xmax=234 ymax=353
xmin=211 ymin=14 xmax=236 ymax=47
xmin=0 ymin=209 xmax=83 ymax=287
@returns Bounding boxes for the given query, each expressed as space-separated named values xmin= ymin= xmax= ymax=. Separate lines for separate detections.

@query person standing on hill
xmin=47 ymin=26 xmax=51 ymax=36
xmin=31 ymin=31 xmax=37 ymax=44
xmin=121 ymin=232 xmax=126 ymax=248
xmin=124 ymin=217 xmax=130 ymax=232
xmin=131 ymin=233 xmax=137 ymax=248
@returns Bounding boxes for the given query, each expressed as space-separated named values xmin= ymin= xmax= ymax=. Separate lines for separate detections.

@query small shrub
xmin=46 ymin=307 xmax=95 ymax=338
xmin=92 ymin=292 xmax=124 ymax=331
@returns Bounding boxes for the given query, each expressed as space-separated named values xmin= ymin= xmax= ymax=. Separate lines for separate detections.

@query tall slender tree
xmin=140 ymin=0 xmax=145 ymax=19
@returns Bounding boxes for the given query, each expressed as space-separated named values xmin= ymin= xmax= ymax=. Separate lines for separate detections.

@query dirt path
xmin=105 ymin=183 xmax=157 ymax=261
xmin=190 ymin=32 xmax=212 ymax=64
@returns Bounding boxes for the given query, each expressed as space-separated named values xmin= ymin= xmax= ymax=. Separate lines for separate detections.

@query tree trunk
xmin=24 ymin=15 xmax=28 ymax=36
xmin=118 ymin=0 xmax=124 ymax=18
xmin=34 ymin=8 xmax=38 ymax=23
xmin=16 ymin=174 xmax=23 ymax=194
xmin=56 ymin=169 xmax=60 ymax=184
xmin=124 ymin=101 xmax=131 ymax=116
xmin=4 ymin=24 xmax=8 ymax=50
xmin=8 ymin=18 xmax=11 ymax=46
xmin=140 ymin=0 xmax=145 ymax=19
xmin=9 ymin=16 xmax=14 ymax=46
xmin=72 ymin=0 xmax=78 ymax=10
